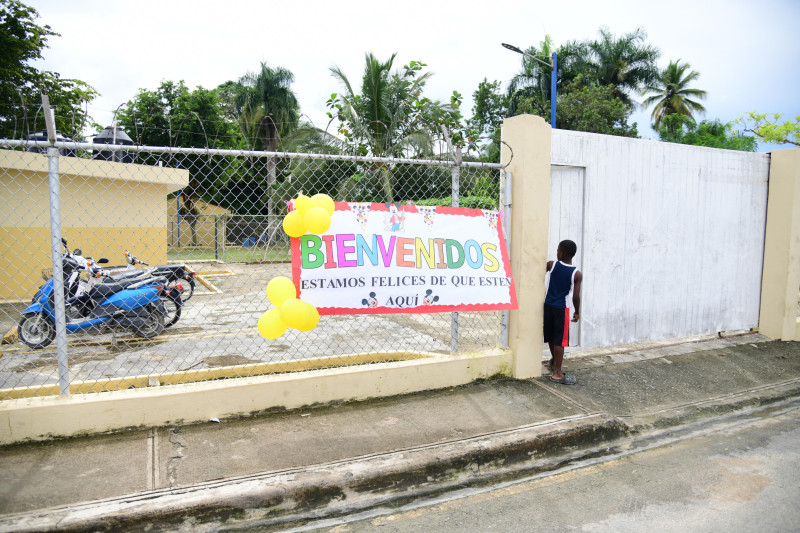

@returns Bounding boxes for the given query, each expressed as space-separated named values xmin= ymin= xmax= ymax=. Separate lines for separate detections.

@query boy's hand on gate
xmin=572 ymin=312 xmax=580 ymax=323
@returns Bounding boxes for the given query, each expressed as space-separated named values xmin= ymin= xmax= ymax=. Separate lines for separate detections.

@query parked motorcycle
xmin=18 ymin=241 xmax=172 ymax=349
xmin=84 ymin=260 xmax=183 ymax=329
xmin=121 ymin=251 xmax=196 ymax=303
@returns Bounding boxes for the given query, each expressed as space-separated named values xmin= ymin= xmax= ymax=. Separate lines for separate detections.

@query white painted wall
xmin=548 ymin=130 xmax=770 ymax=349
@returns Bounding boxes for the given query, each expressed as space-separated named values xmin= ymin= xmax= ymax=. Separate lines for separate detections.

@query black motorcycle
xmin=100 ymin=251 xmax=196 ymax=303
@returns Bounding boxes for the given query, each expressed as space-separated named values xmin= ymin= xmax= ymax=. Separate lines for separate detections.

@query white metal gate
xmin=550 ymin=130 xmax=770 ymax=349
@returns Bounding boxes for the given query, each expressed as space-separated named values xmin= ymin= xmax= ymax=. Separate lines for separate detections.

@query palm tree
xmin=586 ymin=27 xmax=660 ymax=106
xmin=330 ymin=53 xmax=437 ymax=158
xmin=233 ymin=63 xmax=299 ymax=213
xmin=330 ymin=53 xmax=447 ymax=201
xmin=642 ymin=60 xmax=708 ymax=130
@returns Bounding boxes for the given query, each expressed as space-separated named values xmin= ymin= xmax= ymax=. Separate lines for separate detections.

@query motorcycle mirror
xmin=61 ymin=237 xmax=67 ymax=245
xmin=73 ymin=249 xmax=82 ymax=256
xmin=98 ymin=258 xmax=109 ymax=264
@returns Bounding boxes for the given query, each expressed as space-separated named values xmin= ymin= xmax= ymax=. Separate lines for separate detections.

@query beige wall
xmin=502 ymin=115 xmax=552 ymax=378
xmin=0 ymin=150 xmax=188 ymax=299
xmin=759 ymin=148 xmax=800 ymax=341
xmin=0 ymin=351 xmax=512 ymax=444
xmin=167 ymin=198 xmax=229 ymax=249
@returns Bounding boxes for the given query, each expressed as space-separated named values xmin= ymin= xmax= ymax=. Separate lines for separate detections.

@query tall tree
xmin=642 ymin=60 xmax=707 ymax=130
xmin=518 ymin=83 xmax=639 ymax=138
xmin=468 ymin=78 xmax=508 ymax=162
xmin=736 ymin=111 xmax=800 ymax=147
xmin=116 ymin=80 xmax=240 ymax=204
xmin=232 ymin=63 xmax=299 ymax=213
xmin=328 ymin=54 xmax=458 ymax=202
xmin=585 ymin=27 xmax=660 ymax=106
xmin=0 ymin=0 xmax=97 ymax=139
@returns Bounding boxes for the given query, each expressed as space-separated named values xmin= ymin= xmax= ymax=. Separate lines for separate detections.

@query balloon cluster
xmin=282 ymin=193 xmax=335 ymax=238
xmin=257 ymin=277 xmax=319 ymax=339
xmin=258 ymin=193 xmax=335 ymax=339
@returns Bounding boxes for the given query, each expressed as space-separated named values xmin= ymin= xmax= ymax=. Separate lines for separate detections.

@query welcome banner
xmin=291 ymin=202 xmax=517 ymax=315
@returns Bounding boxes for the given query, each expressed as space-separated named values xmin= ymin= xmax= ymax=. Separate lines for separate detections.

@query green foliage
xmin=656 ymin=114 xmax=756 ymax=151
xmin=328 ymin=54 xmax=464 ymax=160
xmin=505 ymin=28 xmax=659 ymax=139
xmin=468 ymin=79 xmax=508 ymax=162
xmin=116 ymin=80 xmax=242 ymax=206
xmin=230 ymin=63 xmax=299 ymax=152
xmin=0 ymin=0 xmax=98 ymax=139
xmin=117 ymin=80 xmax=239 ymax=148
xmin=507 ymin=28 xmax=659 ymax=115
xmin=642 ymin=60 xmax=707 ymax=129
xmin=414 ymin=196 xmax=499 ymax=210
xmin=585 ymin=27 xmax=660 ymax=106
xmin=518 ymin=83 xmax=638 ymax=137
xmin=736 ymin=111 xmax=800 ymax=147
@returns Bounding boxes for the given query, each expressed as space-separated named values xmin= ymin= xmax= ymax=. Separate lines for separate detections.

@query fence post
xmin=450 ymin=163 xmax=460 ymax=352
xmin=500 ymin=171 xmax=513 ymax=349
xmin=445 ymin=127 xmax=462 ymax=353
xmin=43 ymin=96 xmax=70 ymax=395
xmin=221 ymin=213 xmax=227 ymax=263
xmin=214 ymin=214 xmax=219 ymax=260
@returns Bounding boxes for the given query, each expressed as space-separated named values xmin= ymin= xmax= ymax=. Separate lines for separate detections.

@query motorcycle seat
xmin=88 ymin=278 xmax=144 ymax=302
xmin=152 ymin=265 xmax=188 ymax=276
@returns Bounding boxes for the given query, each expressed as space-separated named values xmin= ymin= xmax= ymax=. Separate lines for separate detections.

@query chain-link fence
xmin=0 ymin=138 xmax=507 ymax=399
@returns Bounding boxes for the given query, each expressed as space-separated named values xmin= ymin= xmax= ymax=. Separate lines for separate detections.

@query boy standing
xmin=544 ymin=240 xmax=582 ymax=385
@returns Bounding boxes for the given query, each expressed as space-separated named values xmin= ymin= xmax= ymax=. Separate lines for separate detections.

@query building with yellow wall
xmin=167 ymin=198 xmax=229 ymax=249
xmin=0 ymin=150 xmax=188 ymax=300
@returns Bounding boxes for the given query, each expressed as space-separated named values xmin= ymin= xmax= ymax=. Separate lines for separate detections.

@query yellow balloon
xmin=280 ymin=298 xmax=308 ymax=329
xmin=304 ymin=206 xmax=331 ymax=234
xmin=294 ymin=195 xmax=312 ymax=215
xmin=310 ymin=193 xmax=335 ymax=215
xmin=296 ymin=301 xmax=320 ymax=332
xmin=266 ymin=276 xmax=296 ymax=307
xmin=283 ymin=209 xmax=306 ymax=238
xmin=258 ymin=309 xmax=287 ymax=339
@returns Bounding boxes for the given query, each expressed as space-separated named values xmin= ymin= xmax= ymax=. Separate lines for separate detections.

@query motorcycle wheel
xmin=169 ymin=276 xmax=195 ymax=303
xmin=161 ymin=291 xmax=182 ymax=328
xmin=130 ymin=303 xmax=165 ymax=339
xmin=18 ymin=313 xmax=55 ymax=349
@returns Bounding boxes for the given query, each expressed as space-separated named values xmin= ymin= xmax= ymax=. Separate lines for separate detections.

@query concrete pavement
xmin=1 ymin=333 xmax=799 ymax=532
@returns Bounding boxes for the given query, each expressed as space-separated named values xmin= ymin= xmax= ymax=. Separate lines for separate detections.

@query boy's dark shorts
xmin=543 ymin=304 xmax=570 ymax=347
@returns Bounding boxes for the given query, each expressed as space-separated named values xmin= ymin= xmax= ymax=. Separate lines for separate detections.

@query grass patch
xmin=168 ymin=246 xmax=291 ymax=263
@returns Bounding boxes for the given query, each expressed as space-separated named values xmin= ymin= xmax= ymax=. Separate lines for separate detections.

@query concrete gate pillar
xmin=501 ymin=115 xmax=552 ymax=378
xmin=759 ymin=148 xmax=800 ymax=341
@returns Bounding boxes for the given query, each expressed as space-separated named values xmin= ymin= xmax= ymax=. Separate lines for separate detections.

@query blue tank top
xmin=545 ymin=261 xmax=577 ymax=308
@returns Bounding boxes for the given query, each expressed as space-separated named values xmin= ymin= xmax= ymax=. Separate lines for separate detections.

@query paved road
xmin=292 ymin=403 xmax=800 ymax=533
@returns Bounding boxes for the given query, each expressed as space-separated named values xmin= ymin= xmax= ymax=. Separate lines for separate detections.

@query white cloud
xmin=27 ymin=0 xmax=800 ymax=151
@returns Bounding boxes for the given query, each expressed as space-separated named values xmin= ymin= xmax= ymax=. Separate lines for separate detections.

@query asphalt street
xmin=294 ymin=401 xmax=800 ymax=533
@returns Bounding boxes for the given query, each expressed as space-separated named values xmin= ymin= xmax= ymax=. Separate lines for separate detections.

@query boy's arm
xmin=572 ymin=270 xmax=583 ymax=322
xmin=546 ymin=260 xmax=554 ymax=272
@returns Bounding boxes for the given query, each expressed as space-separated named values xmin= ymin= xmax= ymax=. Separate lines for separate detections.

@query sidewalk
xmin=1 ymin=333 xmax=799 ymax=532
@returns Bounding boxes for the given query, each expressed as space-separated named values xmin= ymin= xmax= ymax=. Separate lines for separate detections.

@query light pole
xmin=502 ymin=43 xmax=557 ymax=129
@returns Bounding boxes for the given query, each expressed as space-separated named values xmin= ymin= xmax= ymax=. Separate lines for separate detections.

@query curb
xmin=0 ymin=414 xmax=625 ymax=533
xmin=3 ymin=376 xmax=800 ymax=532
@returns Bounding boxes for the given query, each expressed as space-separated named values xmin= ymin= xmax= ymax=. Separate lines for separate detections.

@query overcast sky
xmin=26 ymin=0 xmax=800 ymax=152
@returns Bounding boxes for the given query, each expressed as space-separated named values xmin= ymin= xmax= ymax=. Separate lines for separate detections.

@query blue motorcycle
xmin=18 ymin=242 xmax=169 ymax=349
